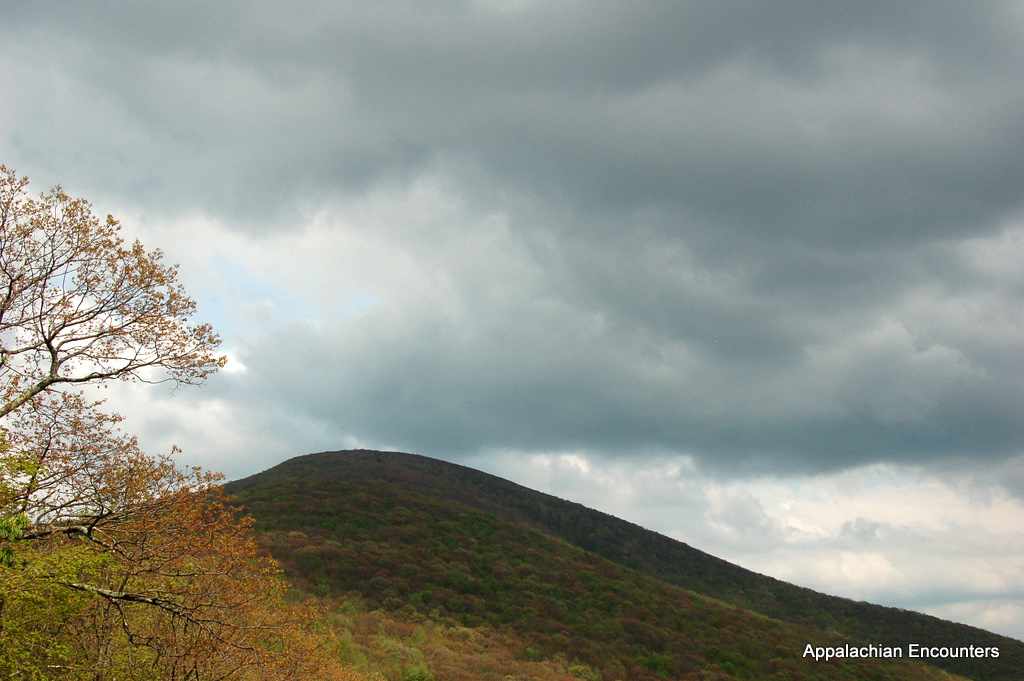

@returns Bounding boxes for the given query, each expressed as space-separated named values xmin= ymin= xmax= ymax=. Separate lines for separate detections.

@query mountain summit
xmin=226 ymin=450 xmax=1020 ymax=680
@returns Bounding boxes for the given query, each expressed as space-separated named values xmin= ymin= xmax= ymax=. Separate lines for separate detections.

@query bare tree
xmin=0 ymin=164 xmax=224 ymax=419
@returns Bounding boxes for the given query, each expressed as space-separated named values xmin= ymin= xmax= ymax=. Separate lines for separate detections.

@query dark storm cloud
xmin=4 ymin=1 xmax=1024 ymax=474
xmin=6 ymin=1 xmax=1024 ymax=235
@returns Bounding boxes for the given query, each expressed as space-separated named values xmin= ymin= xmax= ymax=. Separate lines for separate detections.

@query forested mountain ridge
xmin=225 ymin=450 xmax=1019 ymax=680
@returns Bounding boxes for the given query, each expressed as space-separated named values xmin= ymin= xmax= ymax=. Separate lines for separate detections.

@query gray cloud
xmin=6 ymin=1 xmax=1024 ymax=232
xmin=4 ymin=1 xmax=1024 ymax=477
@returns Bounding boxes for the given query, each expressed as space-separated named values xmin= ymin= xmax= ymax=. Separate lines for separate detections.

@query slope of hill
xmin=322 ymin=598 xmax=614 ymax=681
xmin=225 ymin=450 xmax=1018 ymax=680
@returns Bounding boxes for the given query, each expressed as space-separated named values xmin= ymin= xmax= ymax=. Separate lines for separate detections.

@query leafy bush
xmin=568 ymin=662 xmax=602 ymax=680
xmin=401 ymin=665 xmax=434 ymax=681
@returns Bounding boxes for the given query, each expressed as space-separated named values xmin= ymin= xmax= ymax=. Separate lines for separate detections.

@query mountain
xmin=225 ymin=450 xmax=1020 ymax=680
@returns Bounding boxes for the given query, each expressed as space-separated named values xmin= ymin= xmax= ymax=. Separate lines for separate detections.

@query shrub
xmin=401 ymin=664 xmax=434 ymax=681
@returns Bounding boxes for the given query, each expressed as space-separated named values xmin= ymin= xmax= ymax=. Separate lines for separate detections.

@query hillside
xmin=225 ymin=450 xmax=1017 ymax=680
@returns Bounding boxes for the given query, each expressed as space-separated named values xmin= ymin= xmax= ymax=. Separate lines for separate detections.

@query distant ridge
xmin=226 ymin=449 xmax=1022 ymax=680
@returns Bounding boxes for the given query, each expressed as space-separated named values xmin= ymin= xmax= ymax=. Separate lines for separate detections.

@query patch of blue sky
xmin=196 ymin=255 xmax=376 ymax=339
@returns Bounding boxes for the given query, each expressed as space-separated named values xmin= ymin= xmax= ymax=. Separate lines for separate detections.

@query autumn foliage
xmin=0 ymin=165 xmax=353 ymax=680
xmin=226 ymin=452 xmax=989 ymax=681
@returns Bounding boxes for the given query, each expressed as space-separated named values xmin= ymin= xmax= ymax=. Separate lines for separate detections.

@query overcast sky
xmin=3 ymin=0 xmax=1024 ymax=639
